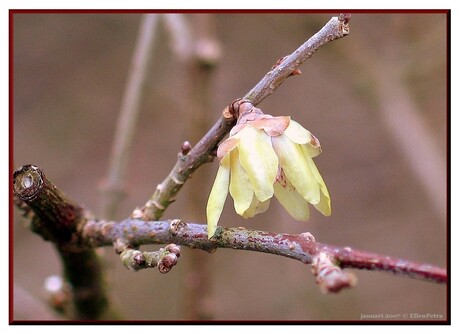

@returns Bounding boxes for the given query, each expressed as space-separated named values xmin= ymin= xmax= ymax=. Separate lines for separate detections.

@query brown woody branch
xmin=80 ymin=218 xmax=446 ymax=290
xmin=13 ymin=165 xmax=110 ymax=319
xmin=14 ymin=161 xmax=445 ymax=304
xmin=13 ymin=162 xmax=444 ymax=289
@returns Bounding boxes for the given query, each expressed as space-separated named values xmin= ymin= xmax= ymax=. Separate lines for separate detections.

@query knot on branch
xmin=271 ymin=55 xmax=302 ymax=77
xmin=13 ymin=164 xmax=44 ymax=201
xmin=169 ymin=219 xmax=187 ymax=236
xmin=311 ymin=252 xmax=357 ymax=293
xmin=299 ymin=232 xmax=316 ymax=243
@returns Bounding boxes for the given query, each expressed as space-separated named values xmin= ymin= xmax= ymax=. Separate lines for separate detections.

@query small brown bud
xmin=158 ymin=253 xmax=178 ymax=274
xmin=181 ymin=141 xmax=192 ymax=155
xmin=133 ymin=252 xmax=146 ymax=266
xmin=162 ymin=253 xmax=178 ymax=267
xmin=166 ymin=243 xmax=181 ymax=256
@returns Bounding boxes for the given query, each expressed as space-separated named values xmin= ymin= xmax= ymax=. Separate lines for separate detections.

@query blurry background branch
xmin=100 ymin=14 xmax=159 ymax=220
xmin=339 ymin=16 xmax=446 ymax=223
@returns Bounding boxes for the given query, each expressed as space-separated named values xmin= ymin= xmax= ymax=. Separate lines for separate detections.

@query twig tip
xmin=338 ymin=13 xmax=352 ymax=24
xmin=312 ymin=252 xmax=357 ymax=293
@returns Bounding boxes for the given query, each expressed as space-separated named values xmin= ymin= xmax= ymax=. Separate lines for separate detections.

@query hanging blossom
xmin=206 ymin=100 xmax=331 ymax=238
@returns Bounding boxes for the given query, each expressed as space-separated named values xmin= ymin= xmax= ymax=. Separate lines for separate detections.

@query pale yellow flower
xmin=206 ymin=104 xmax=331 ymax=238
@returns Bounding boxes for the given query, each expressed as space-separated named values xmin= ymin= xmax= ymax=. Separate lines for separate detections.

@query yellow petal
xmin=305 ymin=156 xmax=331 ymax=216
xmin=314 ymin=191 xmax=331 ymax=216
xmin=272 ymin=134 xmax=320 ymax=204
xmin=274 ymin=182 xmax=310 ymax=221
xmin=238 ymin=126 xmax=278 ymax=202
xmin=206 ymin=154 xmax=231 ymax=238
xmin=283 ymin=119 xmax=313 ymax=144
xmin=242 ymin=195 xmax=270 ymax=218
xmin=229 ymin=149 xmax=254 ymax=215
xmin=285 ymin=120 xmax=322 ymax=157
xmin=301 ymin=138 xmax=322 ymax=158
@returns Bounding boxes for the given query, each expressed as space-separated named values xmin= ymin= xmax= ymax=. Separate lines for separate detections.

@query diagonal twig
xmin=136 ymin=14 xmax=350 ymax=221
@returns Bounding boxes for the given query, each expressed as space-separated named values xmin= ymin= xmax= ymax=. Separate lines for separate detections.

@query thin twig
xmin=101 ymin=14 xmax=159 ymax=219
xmin=163 ymin=14 xmax=193 ymax=60
xmin=244 ymin=15 xmax=350 ymax=103
xmin=137 ymin=15 xmax=350 ymax=221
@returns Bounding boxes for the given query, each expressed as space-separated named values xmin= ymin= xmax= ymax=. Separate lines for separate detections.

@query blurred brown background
xmin=13 ymin=12 xmax=447 ymax=321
